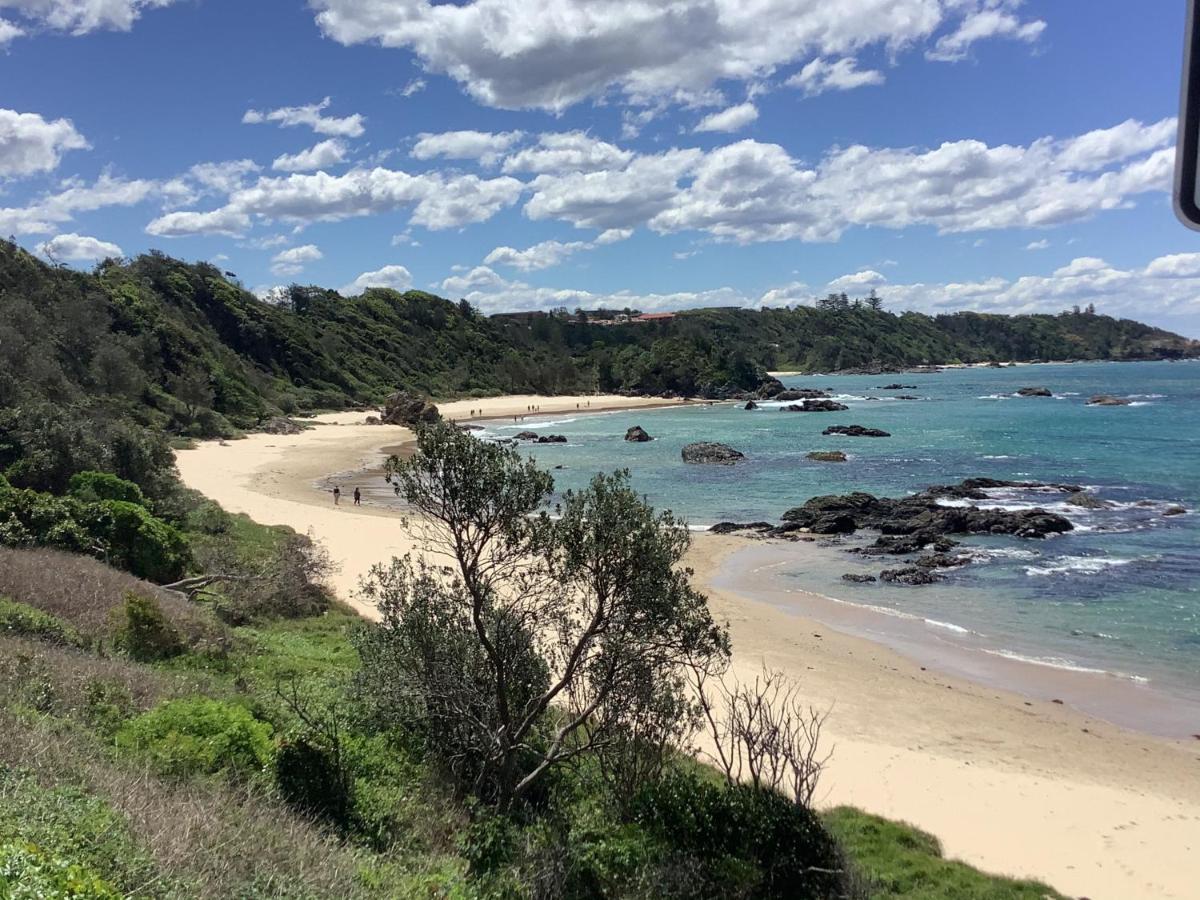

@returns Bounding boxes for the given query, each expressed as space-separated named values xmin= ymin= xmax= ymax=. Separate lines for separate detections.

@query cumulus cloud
xmin=0 ymin=17 xmax=23 ymax=44
xmin=411 ymin=129 xmax=524 ymax=165
xmin=146 ymin=206 xmax=251 ymax=238
xmin=341 ymin=263 xmax=413 ymax=294
xmin=145 ymin=166 xmax=525 ymax=236
xmin=2 ymin=172 xmax=156 ymax=235
xmin=242 ymin=97 xmax=365 ymax=138
xmin=35 ymin=232 xmax=122 ymax=262
xmin=309 ymin=0 xmax=1041 ymax=112
xmin=786 ymin=57 xmax=884 ymax=97
xmin=501 ymin=132 xmax=633 ymax=175
xmin=0 ymin=108 xmax=89 ymax=177
xmin=827 ymin=269 xmax=887 ymax=291
xmin=927 ymin=3 xmax=1045 ymax=62
xmin=694 ymin=102 xmax=759 ymax=134
xmin=272 ymin=139 xmax=348 ymax=172
xmin=0 ymin=0 xmax=177 ymax=36
xmin=484 ymin=239 xmax=589 ymax=271
xmin=270 ymin=243 xmax=323 ymax=276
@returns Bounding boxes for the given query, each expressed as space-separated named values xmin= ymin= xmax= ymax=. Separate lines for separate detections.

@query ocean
xmin=474 ymin=360 xmax=1200 ymax=736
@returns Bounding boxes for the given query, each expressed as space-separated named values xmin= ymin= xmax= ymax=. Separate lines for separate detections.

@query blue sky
xmin=3 ymin=0 xmax=1200 ymax=335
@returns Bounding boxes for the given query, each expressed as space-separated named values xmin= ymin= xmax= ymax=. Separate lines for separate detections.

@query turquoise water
xmin=479 ymin=361 xmax=1200 ymax=718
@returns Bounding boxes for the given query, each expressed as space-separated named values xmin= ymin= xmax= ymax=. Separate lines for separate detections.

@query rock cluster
xmin=782 ymin=399 xmax=849 ymax=412
xmin=381 ymin=391 xmax=440 ymax=426
xmin=1087 ymin=394 xmax=1132 ymax=406
xmin=259 ymin=417 xmax=305 ymax=435
xmin=682 ymin=442 xmax=745 ymax=465
xmin=775 ymin=389 xmax=831 ymax=401
xmin=822 ymin=425 xmax=890 ymax=437
xmin=1016 ymin=386 xmax=1052 ymax=397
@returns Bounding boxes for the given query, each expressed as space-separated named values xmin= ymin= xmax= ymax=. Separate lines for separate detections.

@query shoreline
xmin=174 ymin=394 xmax=1200 ymax=899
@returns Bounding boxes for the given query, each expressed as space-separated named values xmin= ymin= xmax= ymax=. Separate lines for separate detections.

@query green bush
xmin=0 ymin=598 xmax=84 ymax=647
xmin=631 ymin=772 xmax=851 ymax=899
xmin=68 ymin=472 xmax=145 ymax=507
xmin=111 ymin=593 xmax=182 ymax=661
xmin=86 ymin=501 xmax=190 ymax=583
xmin=0 ymin=842 xmax=121 ymax=899
xmin=116 ymin=698 xmax=274 ymax=779
xmin=275 ymin=737 xmax=352 ymax=827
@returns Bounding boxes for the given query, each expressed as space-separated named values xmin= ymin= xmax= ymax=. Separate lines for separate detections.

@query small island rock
xmin=822 ymin=425 xmax=891 ymax=437
xmin=1087 ymin=394 xmax=1132 ymax=406
xmin=682 ymin=442 xmax=745 ymax=465
xmin=806 ymin=450 xmax=847 ymax=462
xmin=1017 ymin=386 xmax=1052 ymax=397
xmin=624 ymin=425 xmax=653 ymax=442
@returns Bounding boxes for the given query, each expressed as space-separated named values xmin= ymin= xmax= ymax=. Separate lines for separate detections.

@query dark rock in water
xmin=755 ymin=377 xmax=787 ymax=399
xmin=457 ymin=423 xmax=484 ymax=431
xmin=1164 ymin=505 xmax=1187 ymax=516
xmin=774 ymin=478 xmax=1074 ymax=546
xmin=260 ymin=416 xmax=306 ymax=435
xmin=842 ymin=573 xmax=877 ymax=583
xmin=625 ymin=425 xmax=652 ymax=442
xmin=682 ymin=441 xmax=745 ymax=465
xmin=822 ymin=425 xmax=890 ymax=437
xmin=922 ymin=477 xmax=1081 ymax=501
xmin=382 ymin=390 xmax=440 ymax=426
xmin=1087 ymin=394 xmax=1132 ymax=406
xmin=536 ymin=434 xmax=567 ymax=443
xmin=781 ymin=399 xmax=849 ymax=412
xmin=878 ymin=383 xmax=917 ymax=390
xmin=894 ymin=395 xmax=920 ymax=400
xmin=880 ymin=566 xmax=942 ymax=585
xmin=915 ymin=553 xmax=970 ymax=569
xmin=709 ymin=521 xmax=775 ymax=534
xmin=514 ymin=430 xmax=539 ymax=440
xmin=776 ymin=389 xmax=831 ymax=401
xmin=744 ymin=400 xmax=759 ymax=410
xmin=806 ymin=450 xmax=847 ymax=462
xmin=1017 ymin=386 xmax=1052 ymax=397
xmin=1065 ymin=491 xmax=1113 ymax=509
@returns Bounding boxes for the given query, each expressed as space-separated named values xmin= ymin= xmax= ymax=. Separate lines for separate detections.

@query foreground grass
xmin=825 ymin=808 xmax=1067 ymax=899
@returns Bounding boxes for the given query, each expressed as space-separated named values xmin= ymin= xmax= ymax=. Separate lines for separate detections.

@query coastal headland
xmin=175 ymin=393 xmax=1200 ymax=900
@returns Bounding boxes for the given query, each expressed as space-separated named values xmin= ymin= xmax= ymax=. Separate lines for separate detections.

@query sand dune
xmin=175 ymin=395 xmax=1200 ymax=900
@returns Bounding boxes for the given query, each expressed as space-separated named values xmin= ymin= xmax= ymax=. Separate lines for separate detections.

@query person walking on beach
xmin=332 ymin=486 xmax=340 ymax=506
xmin=353 ymin=487 xmax=361 ymax=506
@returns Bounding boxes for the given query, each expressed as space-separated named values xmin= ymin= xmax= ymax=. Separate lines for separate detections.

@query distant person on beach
xmin=353 ymin=487 xmax=361 ymax=506
xmin=332 ymin=486 xmax=340 ymax=505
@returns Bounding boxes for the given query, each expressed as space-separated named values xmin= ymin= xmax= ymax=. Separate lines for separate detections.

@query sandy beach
xmin=174 ymin=394 xmax=1200 ymax=900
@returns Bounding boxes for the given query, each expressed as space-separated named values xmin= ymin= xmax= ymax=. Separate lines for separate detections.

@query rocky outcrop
xmin=1065 ymin=491 xmax=1113 ymax=509
xmin=260 ymin=416 xmax=305 ymax=435
xmin=1087 ymin=394 xmax=1132 ymax=406
xmin=682 ymin=442 xmax=745 ymax=465
xmin=776 ymin=389 xmax=831 ymax=401
xmin=1164 ymin=505 xmax=1187 ymax=516
xmin=774 ymin=479 xmax=1075 ymax=546
xmin=822 ymin=425 xmax=890 ymax=437
xmin=880 ymin=566 xmax=942 ymax=585
xmin=1017 ymin=386 xmax=1052 ymax=397
xmin=781 ymin=400 xmax=849 ymax=412
xmin=878 ymin=383 xmax=916 ymax=390
xmin=842 ymin=573 xmax=877 ymax=583
xmin=381 ymin=391 xmax=441 ymax=426
xmin=755 ymin=377 xmax=787 ymax=399
xmin=624 ymin=425 xmax=652 ymax=442
xmin=514 ymin=430 xmax=540 ymax=440
xmin=709 ymin=521 xmax=775 ymax=534
xmin=744 ymin=400 xmax=759 ymax=410
xmin=535 ymin=435 xmax=567 ymax=444
xmin=364 ymin=415 xmax=381 ymax=425
xmin=806 ymin=450 xmax=847 ymax=462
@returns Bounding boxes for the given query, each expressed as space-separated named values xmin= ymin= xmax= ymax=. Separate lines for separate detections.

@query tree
xmin=363 ymin=423 xmax=729 ymax=808
xmin=864 ymin=288 xmax=884 ymax=311
xmin=169 ymin=367 xmax=215 ymax=424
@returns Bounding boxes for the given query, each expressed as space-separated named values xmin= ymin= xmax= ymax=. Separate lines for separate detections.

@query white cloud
xmin=1025 ymin=238 xmax=1049 ymax=250
xmin=242 ymin=97 xmax=365 ymax=138
xmin=2 ymin=172 xmax=156 ymax=235
xmin=341 ymin=263 xmax=413 ymax=294
xmin=501 ymin=132 xmax=633 ymax=175
xmin=0 ymin=108 xmax=89 ymax=177
xmin=484 ymin=239 xmax=589 ymax=271
xmin=440 ymin=264 xmax=505 ymax=296
xmin=411 ymin=129 xmax=524 ymax=165
xmin=1056 ymin=118 xmax=1178 ymax=172
xmin=272 ymin=139 xmax=348 ymax=173
xmin=0 ymin=0 xmax=177 ymax=36
xmin=595 ymin=227 xmax=632 ymax=244
xmin=927 ymin=3 xmax=1045 ymax=62
xmin=1144 ymin=252 xmax=1200 ymax=279
xmin=786 ymin=57 xmax=884 ymax=97
xmin=0 ymin=17 xmax=23 ymax=43
xmin=399 ymin=78 xmax=426 ymax=97
xmin=309 ymin=0 xmax=1038 ymax=112
xmin=35 ymin=232 xmax=122 ymax=262
xmin=694 ymin=103 xmax=758 ymax=134
xmin=146 ymin=206 xmax=251 ymax=238
xmin=145 ymin=166 xmax=525 ymax=236
xmin=270 ymin=243 xmax=323 ymax=277
xmin=827 ymin=269 xmax=887 ymax=291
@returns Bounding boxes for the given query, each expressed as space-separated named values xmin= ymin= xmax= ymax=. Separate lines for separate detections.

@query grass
xmin=824 ymin=807 xmax=1068 ymax=899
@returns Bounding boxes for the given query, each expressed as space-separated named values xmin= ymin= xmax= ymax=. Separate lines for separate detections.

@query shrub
xmin=111 ymin=593 xmax=183 ymax=662
xmin=0 ymin=598 xmax=84 ymax=647
xmin=0 ymin=842 xmax=121 ymax=899
xmin=275 ymin=737 xmax=353 ymax=827
xmin=630 ymin=772 xmax=851 ymax=899
xmin=68 ymin=472 xmax=146 ymax=507
xmin=85 ymin=501 xmax=190 ymax=583
xmin=116 ymin=698 xmax=273 ymax=780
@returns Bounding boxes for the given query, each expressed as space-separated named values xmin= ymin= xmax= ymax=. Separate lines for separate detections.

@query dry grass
xmin=0 ymin=709 xmax=376 ymax=898
xmin=0 ymin=547 xmax=228 ymax=652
